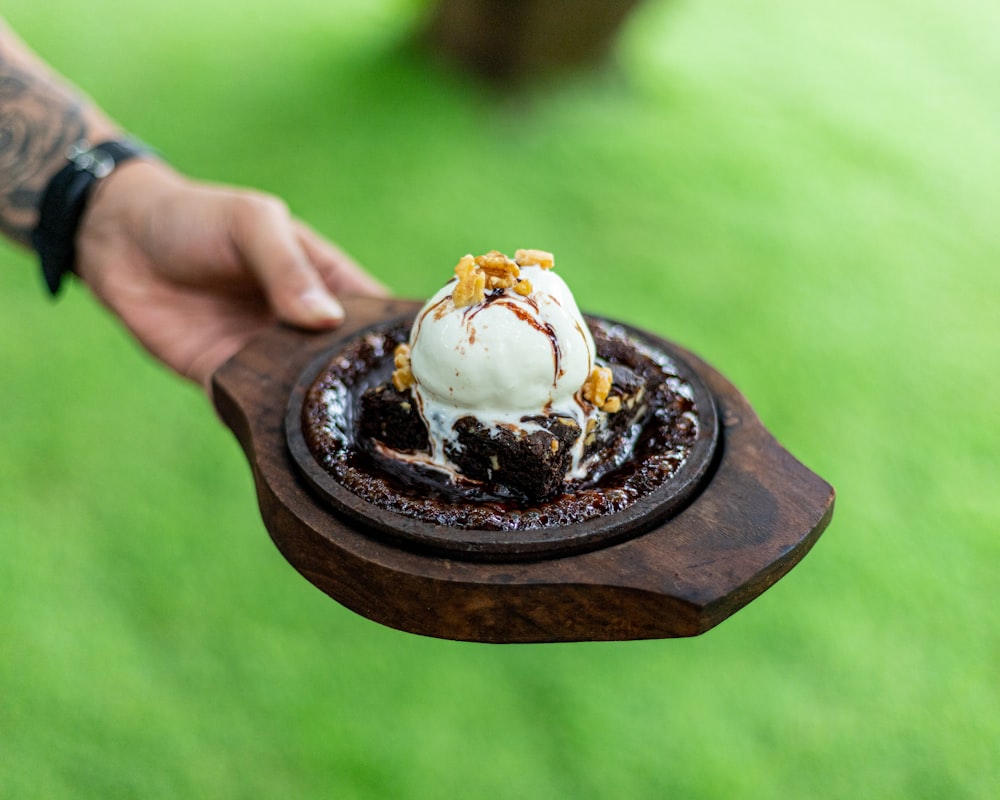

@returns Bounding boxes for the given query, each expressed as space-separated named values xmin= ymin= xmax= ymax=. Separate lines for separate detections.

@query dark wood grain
xmin=212 ymin=297 xmax=835 ymax=643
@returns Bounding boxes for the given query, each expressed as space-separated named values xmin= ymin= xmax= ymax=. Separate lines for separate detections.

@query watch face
xmin=69 ymin=140 xmax=147 ymax=178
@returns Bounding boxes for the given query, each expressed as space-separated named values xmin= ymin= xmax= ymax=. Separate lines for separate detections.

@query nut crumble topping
xmin=582 ymin=366 xmax=620 ymax=413
xmin=453 ymin=254 xmax=486 ymax=308
xmin=514 ymin=248 xmax=555 ymax=269
xmin=476 ymin=250 xmax=520 ymax=279
xmin=391 ymin=343 xmax=415 ymax=391
xmin=450 ymin=249 xmax=553 ymax=308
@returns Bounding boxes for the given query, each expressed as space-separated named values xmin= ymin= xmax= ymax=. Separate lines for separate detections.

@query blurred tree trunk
xmin=423 ymin=0 xmax=645 ymax=82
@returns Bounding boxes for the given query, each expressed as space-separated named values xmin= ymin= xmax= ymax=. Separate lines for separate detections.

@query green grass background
xmin=1 ymin=1 xmax=997 ymax=797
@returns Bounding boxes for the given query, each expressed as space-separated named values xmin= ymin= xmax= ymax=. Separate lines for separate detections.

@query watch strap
xmin=32 ymin=139 xmax=150 ymax=296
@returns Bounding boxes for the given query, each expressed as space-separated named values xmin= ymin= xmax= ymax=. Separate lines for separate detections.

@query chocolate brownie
xmin=358 ymin=384 xmax=429 ymax=452
xmin=357 ymin=358 xmax=652 ymax=502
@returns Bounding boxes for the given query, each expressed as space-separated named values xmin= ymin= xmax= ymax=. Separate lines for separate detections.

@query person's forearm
xmin=0 ymin=18 xmax=120 ymax=246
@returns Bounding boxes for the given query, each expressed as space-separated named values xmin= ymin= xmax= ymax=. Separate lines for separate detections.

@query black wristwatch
xmin=32 ymin=139 xmax=150 ymax=296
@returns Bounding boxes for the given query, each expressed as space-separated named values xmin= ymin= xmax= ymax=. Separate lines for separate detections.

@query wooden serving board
xmin=212 ymin=296 xmax=834 ymax=643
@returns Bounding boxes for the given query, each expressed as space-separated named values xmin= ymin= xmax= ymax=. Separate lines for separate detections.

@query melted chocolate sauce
xmin=463 ymin=290 xmax=563 ymax=386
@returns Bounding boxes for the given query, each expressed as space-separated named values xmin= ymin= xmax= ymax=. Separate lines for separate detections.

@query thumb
xmin=231 ymin=195 xmax=345 ymax=328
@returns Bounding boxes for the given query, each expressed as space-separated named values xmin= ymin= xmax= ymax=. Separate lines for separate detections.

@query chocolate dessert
xmin=358 ymin=357 xmax=652 ymax=503
xmin=298 ymin=249 xmax=711 ymax=533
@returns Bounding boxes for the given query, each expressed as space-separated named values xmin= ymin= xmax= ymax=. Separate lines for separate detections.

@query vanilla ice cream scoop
xmin=409 ymin=263 xmax=595 ymax=415
xmin=391 ymin=250 xmax=600 ymax=481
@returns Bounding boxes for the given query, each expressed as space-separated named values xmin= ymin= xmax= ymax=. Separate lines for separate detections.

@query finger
xmin=295 ymin=221 xmax=391 ymax=298
xmin=230 ymin=195 xmax=345 ymax=327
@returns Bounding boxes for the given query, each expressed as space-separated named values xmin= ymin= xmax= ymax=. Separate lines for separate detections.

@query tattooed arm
xmin=0 ymin=21 xmax=386 ymax=388
xmin=0 ymin=21 xmax=119 ymax=244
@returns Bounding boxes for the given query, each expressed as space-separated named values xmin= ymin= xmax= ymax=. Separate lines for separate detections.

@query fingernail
xmin=299 ymin=288 xmax=344 ymax=323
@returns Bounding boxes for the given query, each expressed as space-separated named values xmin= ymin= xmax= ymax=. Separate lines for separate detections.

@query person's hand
xmin=75 ymin=158 xmax=388 ymax=389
